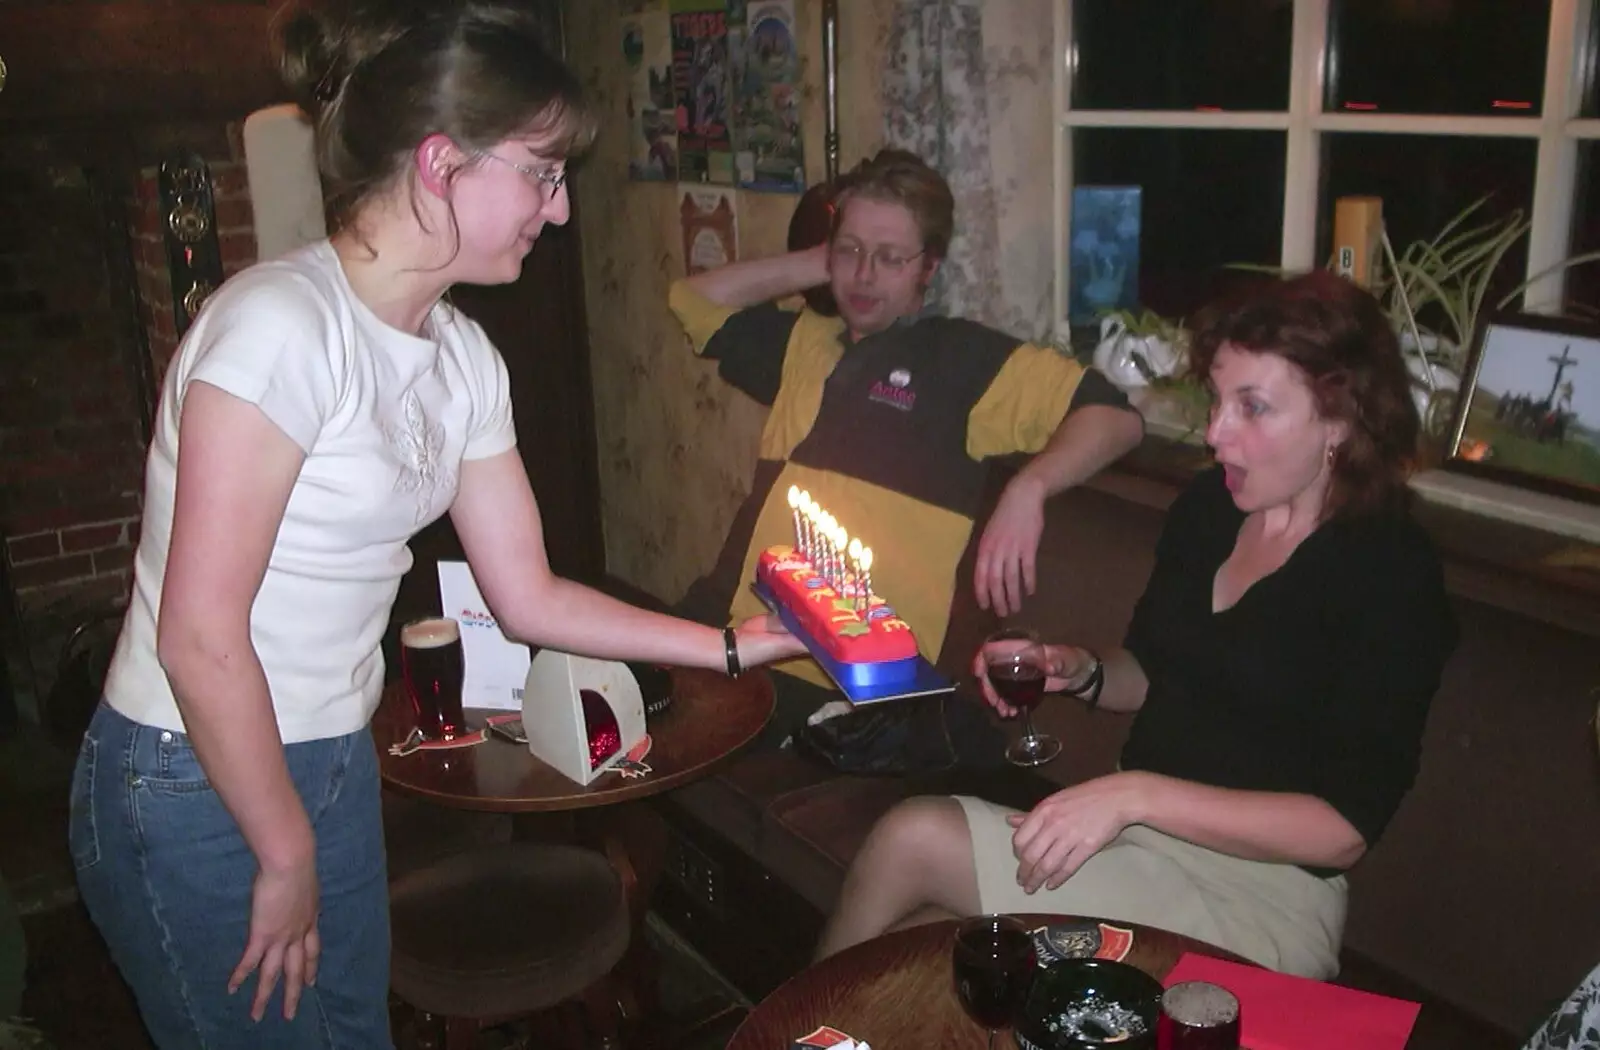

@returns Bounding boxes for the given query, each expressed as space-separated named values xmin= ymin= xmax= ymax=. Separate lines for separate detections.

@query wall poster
xmin=680 ymin=184 xmax=740 ymax=275
xmin=623 ymin=1 xmax=679 ymax=181
xmin=729 ymin=0 xmax=805 ymax=192
xmin=670 ymin=0 xmax=735 ymax=184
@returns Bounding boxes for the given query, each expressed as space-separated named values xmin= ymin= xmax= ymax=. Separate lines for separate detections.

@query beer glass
xmin=401 ymin=617 xmax=466 ymax=741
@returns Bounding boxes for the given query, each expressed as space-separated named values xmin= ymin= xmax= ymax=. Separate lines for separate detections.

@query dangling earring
xmin=1326 ymin=444 xmax=1337 ymax=466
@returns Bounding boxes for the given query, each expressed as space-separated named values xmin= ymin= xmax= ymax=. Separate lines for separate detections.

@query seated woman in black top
xmin=815 ymin=271 xmax=1459 ymax=977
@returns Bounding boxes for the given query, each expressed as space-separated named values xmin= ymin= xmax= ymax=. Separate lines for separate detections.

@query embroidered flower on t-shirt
xmin=390 ymin=390 xmax=454 ymax=523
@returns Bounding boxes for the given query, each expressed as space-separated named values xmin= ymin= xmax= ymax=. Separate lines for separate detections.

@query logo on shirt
xmin=868 ymin=369 xmax=917 ymax=412
xmin=389 ymin=390 xmax=456 ymax=524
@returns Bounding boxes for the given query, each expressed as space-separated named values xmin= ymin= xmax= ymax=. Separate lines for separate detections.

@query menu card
xmin=1163 ymin=953 xmax=1421 ymax=1050
xmin=436 ymin=560 xmax=529 ymax=711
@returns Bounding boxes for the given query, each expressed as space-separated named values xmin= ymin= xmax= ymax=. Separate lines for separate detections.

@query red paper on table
xmin=1163 ymin=953 xmax=1421 ymax=1050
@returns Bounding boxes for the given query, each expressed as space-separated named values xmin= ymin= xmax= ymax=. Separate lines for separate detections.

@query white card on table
xmin=435 ymin=560 xmax=529 ymax=711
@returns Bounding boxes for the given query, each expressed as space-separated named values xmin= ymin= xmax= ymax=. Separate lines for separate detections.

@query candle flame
xmin=848 ymin=537 xmax=862 ymax=560
xmin=788 ymin=485 xmax=800 ymax=508
xmin=859 ymin=547 xmax=873 ymax=571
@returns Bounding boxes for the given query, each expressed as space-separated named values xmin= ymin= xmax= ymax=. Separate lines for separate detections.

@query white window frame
xmin=1053 ymin=0 xmax=1600 ymax=341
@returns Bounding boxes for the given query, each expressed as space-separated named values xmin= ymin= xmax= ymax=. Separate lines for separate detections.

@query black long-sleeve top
xmin=1121 ymin=467 xmax=1459 ymax=874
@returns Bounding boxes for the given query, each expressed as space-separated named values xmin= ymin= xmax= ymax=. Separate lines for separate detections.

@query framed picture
xmin=1068 ymin=185 xmax=1141 ymax=326
xmin=1444 ymin=311 xmax=1600 ymax=505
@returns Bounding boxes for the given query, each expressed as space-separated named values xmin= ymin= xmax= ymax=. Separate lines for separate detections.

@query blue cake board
xmin=750 ymin=581 xmax=954 ymax=705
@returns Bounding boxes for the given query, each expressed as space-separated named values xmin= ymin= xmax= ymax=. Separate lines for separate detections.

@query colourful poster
xmin=680 ymin=184 xmax=740 ymax=275
xmin=670 ymin=0 xmax=735 ymax=184
xmin=623 ymin=4 xmax=678 ymax=181
xmin=730 ymin=0 xmax=805 ymax=192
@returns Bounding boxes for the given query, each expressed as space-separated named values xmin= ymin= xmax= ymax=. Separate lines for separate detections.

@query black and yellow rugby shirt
xmin=670 ymin=280 xmax=1135 ymax=688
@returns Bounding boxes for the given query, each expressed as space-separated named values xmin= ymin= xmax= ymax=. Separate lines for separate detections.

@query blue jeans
xmin=71 ymin=704 xmax=393 ymax=1049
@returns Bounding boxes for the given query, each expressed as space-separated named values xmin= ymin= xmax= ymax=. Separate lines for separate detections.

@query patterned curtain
xmin=881 ymin=0 xmax=1055 ymax=343
xmin=1521 ymin=959 xmax=1600 ymax=1050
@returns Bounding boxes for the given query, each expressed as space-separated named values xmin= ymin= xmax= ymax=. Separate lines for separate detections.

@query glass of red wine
xmin=952 ymin=914 xmax=1037 ymax=1049
xmin=982 ymin=628 xmax=1062 ymax=767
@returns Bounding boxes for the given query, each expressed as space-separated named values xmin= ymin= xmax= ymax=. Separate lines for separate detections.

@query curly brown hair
xmin=1187 ymin=270 xmax=1420 ymax=519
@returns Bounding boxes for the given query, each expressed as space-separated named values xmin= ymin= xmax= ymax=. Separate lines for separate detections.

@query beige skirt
xmin=954 ymin=795 xmax=1348 ymax=979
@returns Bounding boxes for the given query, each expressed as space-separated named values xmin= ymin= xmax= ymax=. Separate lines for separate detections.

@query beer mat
xmin=483 ymin=712 xmax=528 ymax=744
xmin=1163 ymin=953 xmax=1420 ymax=1050
xmin=792 ymin=1025 xmax=870 ymax=1050
xmin=1029 ymin=920 xmax=1135 ymax=964
xmin=600 ymin=734 xmax=654 ymax=780
xmin=386 ymin=726 xmax=489 ymax=757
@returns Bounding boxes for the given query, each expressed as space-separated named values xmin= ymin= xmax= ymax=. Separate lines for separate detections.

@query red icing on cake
xmin=756 ymin=545 xmax=918 ymax=665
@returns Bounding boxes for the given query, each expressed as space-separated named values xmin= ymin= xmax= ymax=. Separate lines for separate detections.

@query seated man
xmin=668 ymin=149 xmax=1144 ymax=741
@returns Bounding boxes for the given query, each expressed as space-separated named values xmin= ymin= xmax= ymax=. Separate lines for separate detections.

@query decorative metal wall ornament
xmin=157 ymin=153 xmax=225 ymax=338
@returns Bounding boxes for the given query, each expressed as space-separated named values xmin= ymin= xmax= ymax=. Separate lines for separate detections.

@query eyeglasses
xmin=829 ymin=240 xmax=925 ymax=274
xmin=480 ymin=152 xmax=568 ymax=196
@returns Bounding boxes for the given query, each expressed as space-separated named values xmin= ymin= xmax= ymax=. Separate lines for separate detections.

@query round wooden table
xmin=726 ymin=915 xmax=1245 ymax=1049
xmin=377 ymin=666 xmax=775 ymax=1044
xmin=374 ymin=665 xmax=775 ymax=812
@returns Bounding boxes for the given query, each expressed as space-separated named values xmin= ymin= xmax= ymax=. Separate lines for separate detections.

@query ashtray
xmin=1014 ymin=958 xmax=1163 ymax=1049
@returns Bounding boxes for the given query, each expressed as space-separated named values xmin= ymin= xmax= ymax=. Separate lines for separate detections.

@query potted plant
xmin=1236 ymin=197 xmax=1600 ymax=440
xmin=1375 ymin=196 xmax=1600 ymax=437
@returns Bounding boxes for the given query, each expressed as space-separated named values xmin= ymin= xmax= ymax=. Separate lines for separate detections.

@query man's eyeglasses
xmin=480 ymin=152 xmax=568 ymax=196
xmin=829 ymin=240 xmax=925 ymax=274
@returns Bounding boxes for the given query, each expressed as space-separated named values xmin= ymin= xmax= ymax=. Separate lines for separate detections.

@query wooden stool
xmin=390 ymin=842 xmax=630 ymax=1049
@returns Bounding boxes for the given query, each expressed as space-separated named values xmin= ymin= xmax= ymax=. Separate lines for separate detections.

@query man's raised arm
xmin=683 ymin=244 xmax=831 ymax=309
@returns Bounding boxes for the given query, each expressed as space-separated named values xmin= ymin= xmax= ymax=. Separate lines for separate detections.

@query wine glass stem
xmin=987 ymin=1027 xmax=997 ymax=1050
xmin=1020 ymin=710 xmax=1038 ymax=744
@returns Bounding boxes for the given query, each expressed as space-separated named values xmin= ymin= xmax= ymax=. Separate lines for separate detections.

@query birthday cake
xmin=755 ymin=544 xmax=919 ymax=671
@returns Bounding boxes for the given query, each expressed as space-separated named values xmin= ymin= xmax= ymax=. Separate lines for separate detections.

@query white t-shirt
xmin=105 ymin=240 xmax=516 ymax=744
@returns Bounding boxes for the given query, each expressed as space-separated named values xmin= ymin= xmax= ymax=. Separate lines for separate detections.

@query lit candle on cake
xmin=859 ymin=546 xmax=874 ymax=608
xmin=834 ymin=526 xmax=849 ymax=592
xmin=802 ymin=498 xmax=820 ymax=562
xmin=787 ymin=485 xmax=803 ymax=554
xmin=847 ymin=537 xmax=864 ymax=613
xmin=819 ymin=513 xmax=838 ymax=583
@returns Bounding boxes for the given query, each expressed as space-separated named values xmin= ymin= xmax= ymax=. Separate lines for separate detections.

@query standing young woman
xmin=68 ymin=2 xmax=800 ymax=1046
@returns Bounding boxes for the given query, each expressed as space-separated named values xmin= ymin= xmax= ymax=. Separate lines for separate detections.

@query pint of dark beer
xmin=401 ymin=617 xmax=466 ymax=741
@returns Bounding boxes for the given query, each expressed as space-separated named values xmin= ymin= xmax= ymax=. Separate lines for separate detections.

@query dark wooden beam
xmin=0 ymin=2 xmax=283 ymax=129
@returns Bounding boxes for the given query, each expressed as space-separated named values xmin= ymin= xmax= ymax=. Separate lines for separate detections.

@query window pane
xmin=1563 ymin=142 xmax=1600 ymax=318
xmin=1327 ymin=1 xmax=1549 ymax=117
xmin=1073 ymin=129 xmax=1285 ymax=322
xmin=1320 ymin=133 xmax=1536 ymax=346
xmin=1072 ymin=0 xmax=1292 ymax=111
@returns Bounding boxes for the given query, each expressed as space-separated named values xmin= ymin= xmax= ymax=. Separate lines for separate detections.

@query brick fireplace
xmin=0 ymin=126 xmax=259 ymax=716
